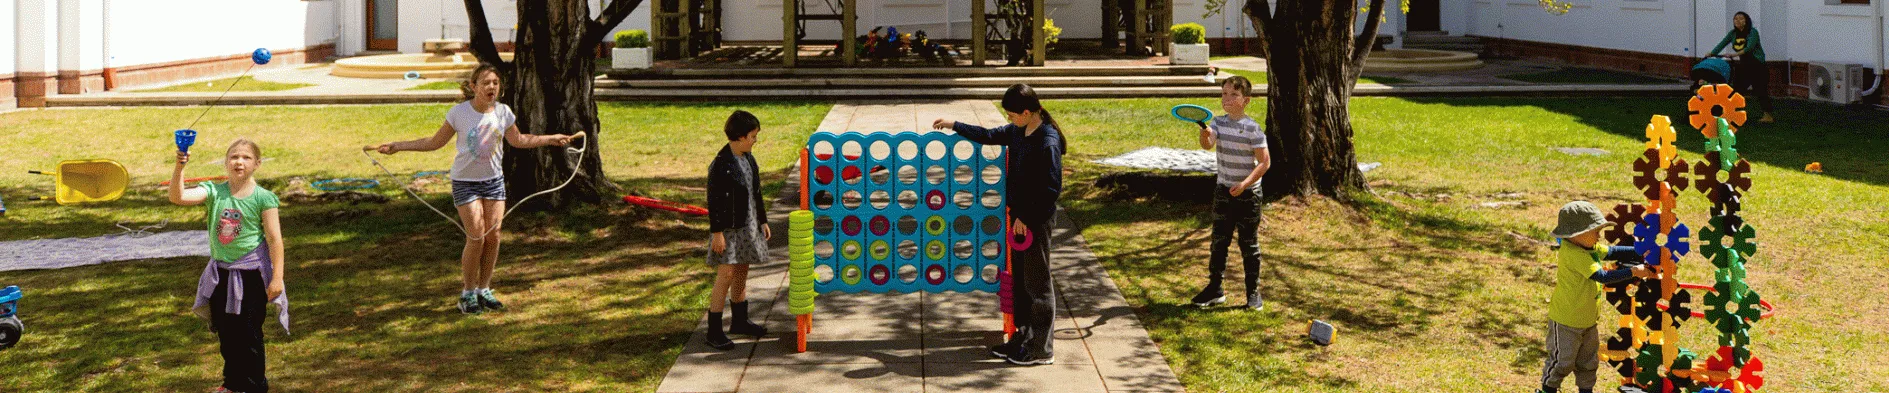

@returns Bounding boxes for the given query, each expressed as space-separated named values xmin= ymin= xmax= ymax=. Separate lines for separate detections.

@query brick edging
xmin=37 ymin=44 xmax=337 ymax=100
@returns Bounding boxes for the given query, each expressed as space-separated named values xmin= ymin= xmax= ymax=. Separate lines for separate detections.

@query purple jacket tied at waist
xmin=193 ymin=244 xmax=290 ymax=334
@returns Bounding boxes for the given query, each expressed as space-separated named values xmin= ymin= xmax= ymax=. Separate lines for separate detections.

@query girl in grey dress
xmin=702 ymin=110 xmax=771 ymax=350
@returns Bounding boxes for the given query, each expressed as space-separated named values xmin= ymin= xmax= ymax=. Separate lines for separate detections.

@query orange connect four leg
xmin=797 ymin=314 xmax=811 ymax=353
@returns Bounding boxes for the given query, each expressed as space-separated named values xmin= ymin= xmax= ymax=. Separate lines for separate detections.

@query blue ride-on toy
xmin=1 ymin=285 xmax=22 ymax=349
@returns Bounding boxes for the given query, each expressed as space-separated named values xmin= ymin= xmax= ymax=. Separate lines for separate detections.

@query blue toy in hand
xmin=175 ymin=129 xmax=197 ymax=153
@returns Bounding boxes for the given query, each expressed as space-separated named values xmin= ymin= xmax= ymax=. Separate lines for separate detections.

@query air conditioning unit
xmin=1847 ymin=64 xmax=1879 ymax=101
xmin=1805 ymin=62 xmax=1864 ymax=104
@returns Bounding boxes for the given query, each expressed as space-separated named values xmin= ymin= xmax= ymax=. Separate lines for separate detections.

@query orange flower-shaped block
xmin=1689 ymin=84 xmax=1747 ymax=135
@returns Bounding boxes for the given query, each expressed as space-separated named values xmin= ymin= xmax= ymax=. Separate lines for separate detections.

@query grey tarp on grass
xmin=0 ymin=231 xmax=209 ymax=271
xmin=1093 ymin=146 xmax=1382 ymax=173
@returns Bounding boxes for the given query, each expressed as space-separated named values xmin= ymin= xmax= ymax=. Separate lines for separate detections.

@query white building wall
xmin=0 ymin=0 xmax=15 ymax=76
xmin=104 ymin=0 xmax=334 ymax=68
xmin=1435 ymin=0 xmax=1887 ymax=71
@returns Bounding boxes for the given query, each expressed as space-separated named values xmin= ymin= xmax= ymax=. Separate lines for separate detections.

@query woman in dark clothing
xmin=932 ymin=84 xmax=1066 ymax=366
xmin=1709 ymin=11 xmax=1775 ymax=123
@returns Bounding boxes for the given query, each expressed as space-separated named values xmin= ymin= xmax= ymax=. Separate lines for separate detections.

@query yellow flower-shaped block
xmin=1645 ymin=115 xmax=1680 ymax=165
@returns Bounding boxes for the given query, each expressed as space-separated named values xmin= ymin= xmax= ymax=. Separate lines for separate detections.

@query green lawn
xmin=1500 ymin=67 xmax=1681 ymax=84
xmin=1044 ymin=97 xmax=1888 ymax=392
xmin=1 ymin=96 xmax=1882 ymax=392
xmin=131 ymin=75 xmax=313 ymax=93
xmin=0 ymin=101 xmax=830 ymax=392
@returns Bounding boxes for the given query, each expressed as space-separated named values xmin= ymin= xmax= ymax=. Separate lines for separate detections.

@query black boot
xmin=728 ymin=301 xmax=769 ymax=337
xmin=704 ymin=311 xmax=733 ymax=350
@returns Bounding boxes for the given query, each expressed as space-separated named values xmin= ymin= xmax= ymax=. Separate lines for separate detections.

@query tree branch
xmin=1241 ymin=0 xmax=1273 ymax=60
xmin=1347 ymin=0 xmax=1386 ymax=83
xmin=462 ymin=0 xmax=511 ymax=72
xmin=582 ymin=0 xmax=646 ymax=49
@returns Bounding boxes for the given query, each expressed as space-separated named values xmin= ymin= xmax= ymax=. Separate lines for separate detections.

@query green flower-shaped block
xmin=1703 ymin=118 xmax=1740 ymax=168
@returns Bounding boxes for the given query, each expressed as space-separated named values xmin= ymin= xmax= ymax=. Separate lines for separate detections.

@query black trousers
xmin=1208 ymin=184 xmax=1263 ymax=294
xmin=1006 ymin=222 xmax=1056 ymax=357
xmin=210 ymin=268 xmax=269 ymax=393
xmin=1736 ymin=56 xmax=1775 ymax=114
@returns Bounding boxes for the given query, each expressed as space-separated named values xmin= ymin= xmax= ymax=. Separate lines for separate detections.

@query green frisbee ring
xmin=841 ymin=240 xmax=863 ymax=260
xmin=870 ymin=240 xmax=890 ymax=260
xmin=841 ymin=264 xmax=863 ymax=285
xmin=926 ymin=216 xmax=947 ymax=236
xmin=926 ymin=240 xmax=948 ymax=261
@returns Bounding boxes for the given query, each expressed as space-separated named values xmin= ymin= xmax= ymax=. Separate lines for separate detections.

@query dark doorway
xmin=367 ymin=0 xmax=399 ymax=50
xmin=1408 ymin=0 xmax=1440 ymax=32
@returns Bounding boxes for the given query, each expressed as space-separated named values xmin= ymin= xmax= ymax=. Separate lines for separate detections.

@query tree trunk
xmin=465 ymin=0 xmax=643 ymax=212
xmin=1243 ymin=0 xmax=1381 ymax=203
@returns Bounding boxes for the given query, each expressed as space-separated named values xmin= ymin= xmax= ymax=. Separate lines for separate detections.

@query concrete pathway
xmin=654 ymin=101 xmax=1186 ymax=393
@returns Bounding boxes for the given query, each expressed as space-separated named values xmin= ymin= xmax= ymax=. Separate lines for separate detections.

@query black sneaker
xmin=989 ymin=341 xmax=1021 ymax=359
xmin=1246 ymin=292 xmax=1263 ymax=311
xmin=477 ymin=290 xmax=506 ymax=311
xmin=457 ymin=293 xmax=484 ymax=315
xmin=1004 ymin=350 xmax=1055 ymax=366
xmin=1190 ymin=287 xmax=1226 ymax=307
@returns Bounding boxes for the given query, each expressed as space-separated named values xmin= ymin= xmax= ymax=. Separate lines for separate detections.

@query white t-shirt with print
xmin=444 ymin=101 xmax=516 ymax=181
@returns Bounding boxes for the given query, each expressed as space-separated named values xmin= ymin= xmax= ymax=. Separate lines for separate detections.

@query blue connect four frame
xmin=804 ymin=131 xmax=1008 ymax=294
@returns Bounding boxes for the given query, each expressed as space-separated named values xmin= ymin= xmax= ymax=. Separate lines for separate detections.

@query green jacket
xmin=1709 ymin=28 xmax=1765 ymax=63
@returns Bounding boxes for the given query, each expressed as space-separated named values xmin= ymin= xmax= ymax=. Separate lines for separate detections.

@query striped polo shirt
xmin=1211 ymin=114 xmax=1267 ymax=191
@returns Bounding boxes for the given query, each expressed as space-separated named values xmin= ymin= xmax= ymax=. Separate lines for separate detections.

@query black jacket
xmin=706 ymin=145 xmax=768 ymax=233
xmin=951 ymin=122 xmax=1064 ymax=228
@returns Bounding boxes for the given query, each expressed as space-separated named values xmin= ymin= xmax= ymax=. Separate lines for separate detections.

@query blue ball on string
xmin=251 ymin=48 xmax=273 ymax=65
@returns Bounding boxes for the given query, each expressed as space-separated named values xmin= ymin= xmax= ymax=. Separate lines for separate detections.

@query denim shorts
xmin=451 ymin=177 xmax=507 ymax=206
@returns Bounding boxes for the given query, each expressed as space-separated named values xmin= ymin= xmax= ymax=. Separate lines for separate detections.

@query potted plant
xmin=1169 ymin=23 xmax=1208 ymax=65
xmin=612 ymin=30 xmax=651 ymax=69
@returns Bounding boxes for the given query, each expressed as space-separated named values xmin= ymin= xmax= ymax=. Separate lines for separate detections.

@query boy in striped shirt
xmin=1191 ymin=75 xmax=1272 ymax=310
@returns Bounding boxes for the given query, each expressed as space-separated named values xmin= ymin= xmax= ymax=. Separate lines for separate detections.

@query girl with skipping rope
xmin=170 ymin=139 xmax=289 ymax=393
xmin=933 ymin=84 xmax=1067 ymax=366
xmin=368 ymin=64 xmax=578 ymax=314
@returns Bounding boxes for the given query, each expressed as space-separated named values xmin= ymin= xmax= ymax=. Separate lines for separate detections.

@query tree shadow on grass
xmin=1058 ymin=166 xmax=1556 ymax=391
xmin=0 ymin=172 xmax=754 ymax=392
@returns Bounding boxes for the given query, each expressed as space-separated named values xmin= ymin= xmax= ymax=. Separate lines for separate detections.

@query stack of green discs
xmin=789 ymin=210 xmax=818 ymax=315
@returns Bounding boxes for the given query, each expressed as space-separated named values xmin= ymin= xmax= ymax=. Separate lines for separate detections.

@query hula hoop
xmin=1657 ymin=282 xmax=1778 ymax=319
xmin=1010 ymin=229 xmax=1034 ymax=251
xmin=622 ymin=195 xmax=709 ymax=216
xmin=412 ymin=170 xmax=448 ymax=179
xmin=311 ymin=178 xmax=380 ymax=191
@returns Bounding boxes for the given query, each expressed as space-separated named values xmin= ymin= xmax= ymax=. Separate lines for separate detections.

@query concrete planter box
xmin=1170 ymin=43 xmax=1209 ymax=65
xmin=612 ymin=48 xmax=651 ymax=69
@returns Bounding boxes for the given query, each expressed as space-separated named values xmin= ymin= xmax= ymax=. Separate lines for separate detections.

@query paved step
xmin=594 ymin=83 xmax=1691 ymax=100
xmin=44 ymin=91 xmax=458 ymax=107
xmin=40 ymin=83 xmax=1691 ymax=107
xmin=1403 ymin=35 xmax=1483 ymax=45
xmin=594 ymin=75 xmax=1216 ymax=89
xmin=1406 ymin=44 xmax=1487 ymax=53
xmin=604 ymin=65 xmax=1213 ymax=80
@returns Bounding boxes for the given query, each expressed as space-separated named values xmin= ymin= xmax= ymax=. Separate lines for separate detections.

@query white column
xmin=56 ymin=0 xmax=78 ymax=94
xmin=15 ymin=0 xmax=48 ymax=106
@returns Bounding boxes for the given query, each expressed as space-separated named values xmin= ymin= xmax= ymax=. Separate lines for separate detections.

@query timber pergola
xmin=652 ymin=0 xmax=723 ymax=60
xmin=1103 ymin=0 xmax=1172 ymax=56
xmin=781 ymin=0 xmax=1049 ymax=67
